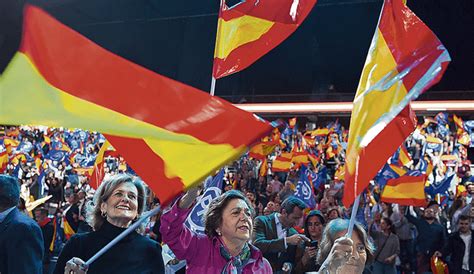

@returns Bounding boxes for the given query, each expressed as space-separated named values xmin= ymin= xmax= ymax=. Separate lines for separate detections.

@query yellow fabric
xmin=383 ymin=180 xmax=425 ymax=199
xmin=346 ymin=29 xmax=407 ymax=175
xmin=0 ymin=53 xmax=243 ymax=188
xmin=214 ymin=15 xmax=274 ymax=59
xmin=426 ymin=136 xmax=443 ymax=144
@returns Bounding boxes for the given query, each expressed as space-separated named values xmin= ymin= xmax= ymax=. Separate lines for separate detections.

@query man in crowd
xmin=444 ymin=215 xmax=474 ymax=274
xmin=34 ymin=206 xmax=54 ymax=273
xmin=405 ymin=203 xmax=447 ymax=273
xmin=253 ymin=196 xmax=309 ymax=272
xmin=0 ymin=174 xmax=44 ymax=274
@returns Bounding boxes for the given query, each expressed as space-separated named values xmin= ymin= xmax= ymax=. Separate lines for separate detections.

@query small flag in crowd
xmin=185 ymin=169 xmax=225 ymax=234
xmin=212 ymin=0 xmax=317 ymax=78
xmin=343 ymin=0 xmax=450 ymax=207
xmin=248 ymin=141 xmax=278 ymax=160
xmin=381 ymin=172 xmax=427 ymax=207
xmin=272 ymin=156 xmax=292 ymax=172
xmin=425 ymin=173 xmax=456 ymax=197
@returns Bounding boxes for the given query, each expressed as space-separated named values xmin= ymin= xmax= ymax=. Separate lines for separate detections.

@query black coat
xmin=0 ymin=207 xmax=44 ymax=274
xmin=54 ymin=221 xmax=164 ymax=274
xmin=444 ymin=230 xmax=474 ymax=273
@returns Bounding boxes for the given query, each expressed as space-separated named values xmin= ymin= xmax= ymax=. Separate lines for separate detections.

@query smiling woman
xmin=53 ymin=174 xmax=164 ymax=274
xmin=161 ymin=189 xmax=272 ymax=273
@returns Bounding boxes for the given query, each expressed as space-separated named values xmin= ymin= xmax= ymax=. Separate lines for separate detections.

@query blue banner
xmin=294 ymin=165 xmax=316 ymax=209
xmin=425 ymin=173 xmax=455 ymax=197
xmin=185 ymin=169 xmax=224 ymax=234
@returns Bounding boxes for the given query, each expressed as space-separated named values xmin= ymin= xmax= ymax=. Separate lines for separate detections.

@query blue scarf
xmin=220 ymin=241 xmax=251 ymax=274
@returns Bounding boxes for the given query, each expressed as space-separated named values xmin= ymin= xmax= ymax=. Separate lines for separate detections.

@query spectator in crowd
xmin=34 ymin=206 xmax=54 ymax=273
xmin=54 ymin=173 xmax=164 ymax=274
xmin=253 ymin=196 xmax=309 ymax=272
xmin=405 ymin=204 xmax=447 ymax=273
xmin=391 ymin=205 xmax=416 ymax=273
xmin=370 ymin=217 xmax=400 ymax=274
xmin=317 ymin=219 xmax=375 ymax=274
xmin=0 ymin=174 xmax=44 ymax=274
xmin=294 ymin=210 xmax=326 ymax=273
xmin=444 ymin=215 xmax=474 ymax=274
xmin=161 ymin=189 xmax=272 ymax=273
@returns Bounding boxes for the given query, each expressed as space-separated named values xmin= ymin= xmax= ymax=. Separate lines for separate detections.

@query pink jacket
xmin=160 ymin=200 xmax=272 ymax=273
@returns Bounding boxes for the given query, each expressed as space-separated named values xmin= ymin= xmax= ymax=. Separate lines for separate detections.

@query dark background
xmin=1 ymin=0 xmax=473 ymax=104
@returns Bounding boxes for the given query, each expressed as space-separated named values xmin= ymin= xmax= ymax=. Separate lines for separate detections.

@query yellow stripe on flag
xmin=214 ymin=16 xmax=274 ymax=59
xmin=347 ymin=29 xmax=408 ymax=175
xmin=1 ymin=53 xmax=246 ymax=187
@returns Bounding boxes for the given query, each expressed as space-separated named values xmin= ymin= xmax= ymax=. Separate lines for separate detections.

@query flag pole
xmin=346 ymin=155 xmax=362 ymax=237
xmin=210 ymin=76 xmax=217 ymax=96
xmin=83 ymin=205 xmax=161 ymax=269
xmin=209 ymin=0 xmax=223 ymax=96
xmin=346 ymin=194 xmax=360 ymax=237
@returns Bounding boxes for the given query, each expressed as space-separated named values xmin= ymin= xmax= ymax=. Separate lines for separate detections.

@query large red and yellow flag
xmin=212 ymin=0 xmax=317 ymax=78
xmin=0 ymin=5 xmax=272 ymax=205
xmin=381 ymin=173 xmax=427 ymax=207
xmin=342 ymin=0 xmax=450 ymax=207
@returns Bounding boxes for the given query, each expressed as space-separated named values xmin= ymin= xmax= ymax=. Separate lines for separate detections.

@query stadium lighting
xmin=234 ymin=101 xmax=474 ymax=113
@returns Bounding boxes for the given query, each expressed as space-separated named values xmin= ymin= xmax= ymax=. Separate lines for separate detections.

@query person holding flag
xmin=54 ymin=174 xmax=164 ymax=274
xmin=161 ymin=188 xmax=272 ymax=273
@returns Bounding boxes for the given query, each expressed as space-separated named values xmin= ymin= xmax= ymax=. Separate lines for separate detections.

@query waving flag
xmin=0 ymin=5 xmax=272 ymax=205
xmin=185 ymin=169 xmax=225 ymax=234
xmin=425 ymin=173 xmax=456 ymax=197
xmin=0 ymin=151 xmax=8 ymax=173
xmin=248 ymin=141 xmax=278 ymax=160
xmin=272 ymin=156 xmax=292 ymax=172
xmin=391 ymin=144 xmax=412 ymax=167
xmin=212 ymin=0 xmax=317 ymax=78
xmin=294 ymin=165 xmax=316 ymax=208
xmin=342 ymin=0 xmax=450 ymax=207
xmin=381 ymin=173 xmax=427 ymax=206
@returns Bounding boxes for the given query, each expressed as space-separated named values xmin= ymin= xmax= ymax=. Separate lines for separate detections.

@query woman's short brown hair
xmin=203 ymin=190 xmax=254 ymax=238
xmin=86 ymin=173 xmax=147 ymax=231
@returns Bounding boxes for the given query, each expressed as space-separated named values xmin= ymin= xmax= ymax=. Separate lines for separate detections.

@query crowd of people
xmin=0 ymin=112 xmax=473 ymax=274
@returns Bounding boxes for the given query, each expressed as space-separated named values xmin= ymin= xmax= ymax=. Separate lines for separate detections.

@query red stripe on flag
xmin=220 ymin=0 xmax=315 ymax=24
xmin=378 ymin=0 xmax=449 ymax=91
xmin=105 ymin=135 xmax=186 ymax=205
xmin=20 ymin=6 xmax=270 ymax=147
xmin=213 ymin=21 xmax=297 ymax=78
xmin=343 ymin=106 xmax=416 ymax=207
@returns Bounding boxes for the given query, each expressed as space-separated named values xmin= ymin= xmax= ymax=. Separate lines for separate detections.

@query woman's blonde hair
xmin=86 ymin=173 xmax=147 ymax=232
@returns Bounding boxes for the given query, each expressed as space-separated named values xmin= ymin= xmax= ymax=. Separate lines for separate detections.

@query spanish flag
xmin=343 ymin=0 xmax=450 ymax=207
xmin=0 ymin=5 xmax=272 ymax=205
xmin=272 ymin=156 xmax=292 ymax=172
xmin=453 ymin=114 xmax=465 ymax=134
xmin=248 ymin=141 xmax=278 ymax=160
xmin=381 ymin=173 xmax=427 ymax=207
xmin=212 ymin=0 xmax=317 ymax=78
xmin=312 ymin=128 xmax=329 ymax=137
xmin=398 ymin=144 xmax=412 ymax=167
xmin=88 ymin=140 xmax=113 ymax=190
xmin=0 ymin=150 xmax=8 ymax=173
